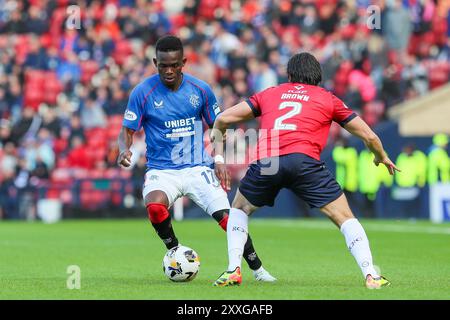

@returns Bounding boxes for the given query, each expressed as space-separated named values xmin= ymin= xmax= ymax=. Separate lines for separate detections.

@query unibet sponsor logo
xmin=164 ymin=117 xmax=197 ymax=138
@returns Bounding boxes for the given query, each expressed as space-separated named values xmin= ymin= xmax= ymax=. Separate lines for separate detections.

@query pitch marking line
xmin=252 ymin=220 xmax=450 ymax=235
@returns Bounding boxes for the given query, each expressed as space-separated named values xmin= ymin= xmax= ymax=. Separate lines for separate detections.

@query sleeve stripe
xmin=137 ymin=115 xmax=143 ymax=130
xmin=339 ymin=113 xmax=357 ymax=127
xmin=141 ymin=82 xmax=159 ymax=110
xmin=245 ymin=98 xmax=261 ymax=117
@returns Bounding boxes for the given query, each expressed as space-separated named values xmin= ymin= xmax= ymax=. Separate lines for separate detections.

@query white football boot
xmin=253 ymin=266 xmax=277 ymax=282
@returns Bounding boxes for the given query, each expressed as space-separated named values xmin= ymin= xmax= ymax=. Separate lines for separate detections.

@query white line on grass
xmin=251 ymin=220 xmax=450 ymax=235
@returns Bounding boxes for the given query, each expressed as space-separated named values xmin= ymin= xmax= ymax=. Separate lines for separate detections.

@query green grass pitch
xmin=0 ymin=218 xmax=449 ymax=300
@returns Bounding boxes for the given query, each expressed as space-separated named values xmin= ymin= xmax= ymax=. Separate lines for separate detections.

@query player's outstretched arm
xmin=343 ymin=116 xmax=400 ymax=175
xmin=211 ymin=101 xmax=255 ymax=191
xmin=117 ymin=126 xmax=135 ymax=168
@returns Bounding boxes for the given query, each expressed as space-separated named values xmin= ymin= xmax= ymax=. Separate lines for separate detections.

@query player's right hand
xmin=215 ymin=162 xmax=231 ymax=191
xmin=374 ymin=156 xmax=400 ymax=175
xmin=117 ymin=150 xmax=133 ymax=168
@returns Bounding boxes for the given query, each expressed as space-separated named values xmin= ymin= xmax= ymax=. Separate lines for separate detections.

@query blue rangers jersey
xmin=122 ymin=73 xmax=221 ymax=170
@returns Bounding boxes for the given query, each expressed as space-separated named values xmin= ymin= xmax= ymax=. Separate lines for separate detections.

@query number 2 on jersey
xmin=273 ymin=101 xmax=302 ymax=130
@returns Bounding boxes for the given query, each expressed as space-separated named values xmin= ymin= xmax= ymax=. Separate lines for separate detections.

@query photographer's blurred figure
xmin=428 ymin=134 xmax=449 ymax=185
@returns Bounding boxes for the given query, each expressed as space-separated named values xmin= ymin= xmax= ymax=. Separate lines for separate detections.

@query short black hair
xmin=155 ymin=35 xmax=184 ymax=54
xmin=287 ymin=52 xmax=322 ymax=86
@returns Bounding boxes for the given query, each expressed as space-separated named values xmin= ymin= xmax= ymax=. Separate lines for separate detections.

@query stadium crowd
xmin=0 ymin=0 xmax=449 ymax=219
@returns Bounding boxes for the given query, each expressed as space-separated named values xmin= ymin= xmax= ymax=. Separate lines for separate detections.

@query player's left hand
xmin=215 ymin=162 xmax=231 ymax=191
xmin=374 ymin=156 xmax=401 ymax=175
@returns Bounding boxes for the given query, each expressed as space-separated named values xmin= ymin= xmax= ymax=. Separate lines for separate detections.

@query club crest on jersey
xmin=189 ymin=94 xmax=200 ymax=109
xmin=124 ymin=109 xmax=137 ymax=121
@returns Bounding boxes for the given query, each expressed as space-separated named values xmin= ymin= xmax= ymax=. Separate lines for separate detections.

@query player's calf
xmin=212 ymin=210 xmax=263 ymax=271
xmin=146 ymin=202 xmax=178 ymax=249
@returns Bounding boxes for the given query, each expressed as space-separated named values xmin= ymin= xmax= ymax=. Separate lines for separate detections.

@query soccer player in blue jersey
xmin=117 ymin=35 xmax=275 ymax=281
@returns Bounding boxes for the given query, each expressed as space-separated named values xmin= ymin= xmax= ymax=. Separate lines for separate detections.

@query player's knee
xmin=233 ymin=203 xmax=255 ymax=216
xmin=232 ymin=193 xmax=257 ymax=215
xmin=146 ymin=203 xmax=169 ymax=224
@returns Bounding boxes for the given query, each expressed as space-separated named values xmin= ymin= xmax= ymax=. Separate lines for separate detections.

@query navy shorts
xmin=239 ymin=153 xmax=343 ymax=208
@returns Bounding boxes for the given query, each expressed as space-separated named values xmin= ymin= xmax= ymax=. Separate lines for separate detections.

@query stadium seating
xmin=0 ymin=1 xmax=448 ymax=217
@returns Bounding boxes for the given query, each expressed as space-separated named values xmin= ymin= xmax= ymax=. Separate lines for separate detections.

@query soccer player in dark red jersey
xmin=211 ymin=52 xmax=399 ymax=289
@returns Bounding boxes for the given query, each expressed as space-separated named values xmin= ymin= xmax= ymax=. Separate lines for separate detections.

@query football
xmin=162 ymin=245 xmax=200 ymax=282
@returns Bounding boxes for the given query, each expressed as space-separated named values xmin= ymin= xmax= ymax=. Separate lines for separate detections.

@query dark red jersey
xmin=247 ymin=82 xmax=356 ymax=161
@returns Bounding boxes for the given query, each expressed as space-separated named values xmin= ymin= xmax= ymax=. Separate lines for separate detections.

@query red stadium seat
xmin=80 ymin=180 xmax=93 ymax=190
xmin=24 ymin=86 xmax=45 ymax=110
xmin=46 ymin=188 xmax=61 ymax=199
xmin=87 ymin=169 xmax=100 ymax=179
xmin=51 ymin=168 xmax=72 ymax=183
xmin=108 ymin=115 xmax=123 ymax=126
xmin=0 ymin=35 xmax=8 ymax=48
xmin=49 ymin=8 xmax=66 ymax=39
xmin=60 ymin=189 xmax=73 ymax=204
xmin=25 ymin=70 xmax=46 ymax=83
xmin=14 ymin=34 xmax=30 ymax=65
xmin=73 ymin=169 xmax=89 ymax=179
xmin=424 ymin=60 xmax=450 ymax=90
xmin=111 ymin=192 xmax=122 ymax=206
xmin=80 ymin=60 xmax=100 ymax=84
xmin=112 ymin=39 xmax=133 ymax=65
xmin=110 ymin=180 xmax=123 ymax=190
xmin=120 ymin=170 xmax=132 ymax=179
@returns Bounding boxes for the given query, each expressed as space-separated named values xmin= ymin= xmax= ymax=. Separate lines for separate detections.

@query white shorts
xmin=142 ymin=166 xmax=230 ymax=216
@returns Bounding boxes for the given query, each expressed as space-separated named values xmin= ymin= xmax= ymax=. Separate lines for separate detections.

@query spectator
xmin=41 ymin=107 xmax=62 ymax=138
xmin=300 ymin=5 xmax=320 ymax=35
xmin=0 ymin=119 xmax=12 ymax=147
xmin=1 ymin=141 xmax=18 ymax=174
xmin=22 ymin=133 xmax=55 ymax=172
xmin=402 ymin=55 xmax=429 ymax=98
xmin=428 ymin=134 xmax=449 ymax=185
xmin=57 ymin=51 xmax=81 ymax=84
xmin=0 ymin=168 xmax=20 ymax=219
xmin=0 ymin=86 xmax=9 ymax=118
xmin=254 ymin=62 xmax=278 ymax=92
xmin=68 ymin=114 xmax=85 ymax=143
xmin=131 ymin=153 xmax=147 ymax=201
xmin=1 ymin=9 xmax=26 ymax=34
xmin=10 ymin=108 xmax=41 ymax=146
xmin=383 ymin=0 xmax=413 ymax=55
xmin=67 ymin=136 xmax=91 ymax=169
xmin=25 ymin=5 xmax=49 ymax=35
xmin=80 ymin=97 xmax=107 ymax=129
xmin=23 ymin=36 xmax=49 ymax=70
